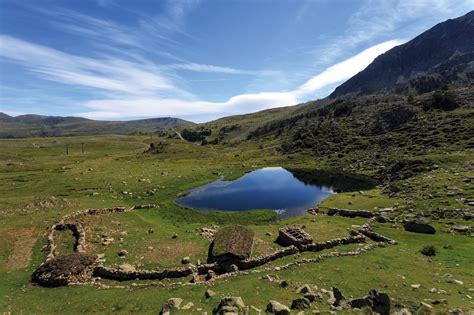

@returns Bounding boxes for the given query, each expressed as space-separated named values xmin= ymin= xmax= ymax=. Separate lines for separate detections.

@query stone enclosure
xmin=33 ymin=205 xmax=397 ymax=287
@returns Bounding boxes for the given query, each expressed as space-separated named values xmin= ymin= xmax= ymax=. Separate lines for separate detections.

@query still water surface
xmin=177 ymin=167 xmax=341 ymax=218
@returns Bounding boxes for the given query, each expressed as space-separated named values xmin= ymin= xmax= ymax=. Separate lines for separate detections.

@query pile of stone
xmin=32 ymin=253 xmax=98 ymax=287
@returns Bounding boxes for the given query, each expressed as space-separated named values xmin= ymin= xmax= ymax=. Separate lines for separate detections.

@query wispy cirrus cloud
xmin=75 ymin=39 xmax=401 ymax=121
xmin=0 ymin=35 xmax=177 ymax=95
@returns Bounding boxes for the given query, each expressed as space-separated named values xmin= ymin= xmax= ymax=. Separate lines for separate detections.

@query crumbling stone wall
xmin=327 ymin=208 xmax=376 ymax=218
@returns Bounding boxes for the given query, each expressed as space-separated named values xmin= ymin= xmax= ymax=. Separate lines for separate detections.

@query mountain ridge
xmin=330 ymin=10 xmax=474 ymax=98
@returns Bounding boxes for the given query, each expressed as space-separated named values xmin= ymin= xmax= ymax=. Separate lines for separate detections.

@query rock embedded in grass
xmin=290 ymin=297 xmax=311 ymax=310
xmin=266 ymin=300 xmax=290 ymax=315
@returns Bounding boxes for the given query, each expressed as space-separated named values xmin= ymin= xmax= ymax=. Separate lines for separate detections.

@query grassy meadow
xmin=0 ymin=135 xmax=473 ymax=314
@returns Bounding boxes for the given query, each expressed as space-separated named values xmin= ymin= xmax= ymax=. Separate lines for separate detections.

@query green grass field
xmin=1 ymin=135 xmax=473 ymax=314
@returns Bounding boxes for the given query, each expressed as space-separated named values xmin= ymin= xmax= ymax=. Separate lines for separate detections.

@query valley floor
xmin=0 ymin=135 xmax=472 ymax=314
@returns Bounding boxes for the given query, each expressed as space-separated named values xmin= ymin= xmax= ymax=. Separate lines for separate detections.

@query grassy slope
xmin=0 ymin=116 xmax=195 ymax=138
xmin=0 ymin=132 xmax=473 ymax=313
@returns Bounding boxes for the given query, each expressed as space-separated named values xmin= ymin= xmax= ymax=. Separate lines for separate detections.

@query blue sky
xmin=0 ymin=0 xmax=473 ymax=122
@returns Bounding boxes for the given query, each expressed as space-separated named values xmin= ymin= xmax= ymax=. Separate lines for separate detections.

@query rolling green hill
xmin=0 ymin=114 xmax=194 ymax=138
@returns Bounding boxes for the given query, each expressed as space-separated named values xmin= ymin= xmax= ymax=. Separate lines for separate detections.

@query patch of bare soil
xmin=5 ymin=227 xmax=37 ymax=271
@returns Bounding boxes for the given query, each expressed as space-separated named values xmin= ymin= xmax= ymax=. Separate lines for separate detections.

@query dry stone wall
xmin=36 ymin=204 xmax=397 ymax=287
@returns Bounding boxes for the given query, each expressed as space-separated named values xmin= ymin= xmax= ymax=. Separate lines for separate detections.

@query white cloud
xmin=293 ymin=39 xmax=403 ymax=99
xmin=0 ymin=35 xmax=175 ymax=95
xmin=76 ymin=39 xmax=401 ymax=120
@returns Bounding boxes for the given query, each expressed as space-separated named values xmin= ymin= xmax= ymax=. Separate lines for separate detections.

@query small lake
xmin=177 ymin=167 xmax=377 ymax=218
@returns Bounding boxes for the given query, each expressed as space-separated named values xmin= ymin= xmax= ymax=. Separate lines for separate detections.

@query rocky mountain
xmin=0 ymin=113 xmax=194 ymax=138
xmin=330 ymin=10 xmax=474 ymax=98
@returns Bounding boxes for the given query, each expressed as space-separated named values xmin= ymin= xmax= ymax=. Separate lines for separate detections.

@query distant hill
xmin=330 ymin=10 xmax=474 ymax=98
xmin=0 ymin=113 xmax=194 ymax=138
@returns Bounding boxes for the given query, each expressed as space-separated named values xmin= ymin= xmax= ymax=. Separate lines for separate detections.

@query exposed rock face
xmin=32 ymin=253 xmax=97 ymax=287
xmin=213 ymin=297 xmax=247 ymax=315
xmin=404 ymin=221 xmax=436 ymax=234
xmin=330 ymin=11 xmax=474 ymax=97
xmin=266 ymin=300 xmax=290 ymax=315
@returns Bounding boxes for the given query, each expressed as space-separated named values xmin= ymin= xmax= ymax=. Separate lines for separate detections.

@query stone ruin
xmin=208 ymin=225 xmax=255 ymax=266
xmin=32 ymin=204 xmax=397 ymax=287
xmin=276 ymin=226 xmax=313 ymax=247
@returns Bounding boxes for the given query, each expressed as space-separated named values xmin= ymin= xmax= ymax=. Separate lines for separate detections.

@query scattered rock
xmin=181 ymin=256 xmax=190 ymax=264
xmin=291 ymin=298 xmax=311 ymax=310
xmin=418 ymin=302 xmax=433 ymax=313
xmin=172 ymin=233 xmax=178 ymax=239
xmin=118 ymin=263 xmax=135 ymax=272
xmin=411 ymin=284 xmax=421 ymax=289
xmin=367 ymin=290 xmax=390 ymax=315
xmin=181 ymin=302 xmax=194 ymax=310
xmin=266 ymin=300 xmax=290 ymax=315
xmin=349 ymin=297 xmax=370 ymax=309
xmin=304 ymin=292 xmax=322 ymax=302
xmin=117 ymin=249 xmax=128 ymax=257
xmin=262 ymin=274 xmax=280 ymax=282
xmin=327 ymin=287 xmax=346 ymax=307
xmin=250 ymin=305 xmax=261 ymax=313
xmin=161 ymin=298 xmax=183 ymax=314
xmin=393 ymin=308 xmax=412 ymax=315
xmin=297 ymin=284 xmax=315 ymax=294
xmin=214 ymin=297 xmax=246 ymax=315
xmin=205 ymin=289 xmax=216 ymax=298
xmin=279 ymin=280 xmax=289 ymax=288
xmin=148 ymin=228 xmax=154 ymax=234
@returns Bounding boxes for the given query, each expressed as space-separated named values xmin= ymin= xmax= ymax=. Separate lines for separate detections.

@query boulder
xmin=296 ymin=284 xmax=315 ymax=294
xmin=328 ymin=287 xmax=346 ymax=307
xmin=266 ymin=300 xmax=290 ymax=315
xmin=205 ymin=289 xmax=216 ymax=298
xmin=117 ymin=249 xmax=128 ymax=257
xmin=290 ymin=298 xmax=311 ymax=310
xmin=404 ymin=221 xmax=436 ymax=234
xmin=349 ymin=297 xmax=370 ymax=309
xmin=214 ymin=297 xmax=246 ymax=315
xmin=367 ymin=290 xmax=390 ymax=315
